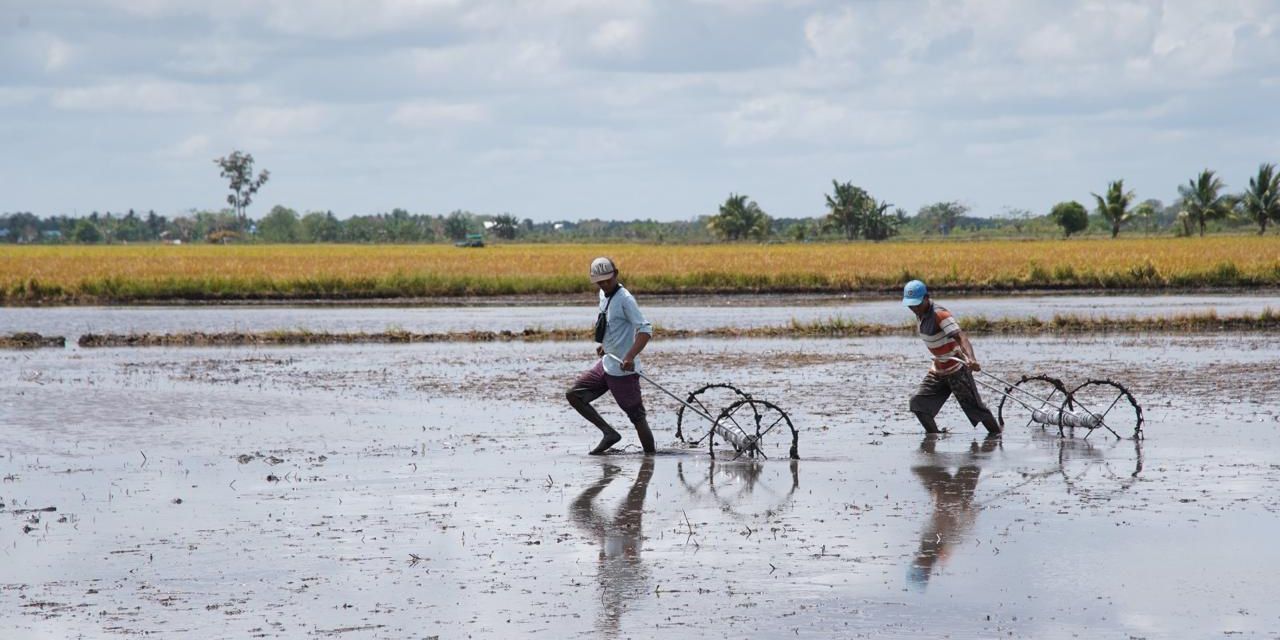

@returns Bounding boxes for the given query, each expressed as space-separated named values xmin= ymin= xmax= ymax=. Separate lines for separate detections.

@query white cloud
xmin=803 ymin=7 xmax=862 ymax=62
xmin=11 ymin=0 xmax=1280 ymax=220
xmin=105 ymin=0 xmax=465 ymax=36
xmin=588 ymin=19 xmax=643 ymax=55
xmin=261 ymin=0 xmax=464 ymax=38
xmin=160 ymin=134 xmax=212 ymax=159
xmin=407 ymin=46 xmax=472 ymax=77
xmin=723 ymin=93 xmax=911 ymax=148
xmin=51 ymin=81 xmax=218 ymax=113
xmin=166 ymin=37 xmax=267 ymax=75
xmin=1016 ymin=2 xmax=1158 ymax=64
xmin=0 ymin=87 xmax=42 ymax=108
xmin=1018 ymin=23 xmax=1081 ymax=63
xmin=1150 ymin=4 xmax=1249 ymax=78
xmin=44 ymin=36 xmax=74 ymax=72
xmin=474 ymin=147 xmax=547 ymax=167
xmin=231 ymin=105 xmax=333 ymax=137
xmin=461 ymin=0 xmax=650 ymax=31
xmin=389 ymin=101 xmax=488 ymax=128
xmin=509 ymin=41 xmax=566 ymax=77
xmin=99 ymin=0 xmax=179 ymax=18
xmin=2 ymin=32 xmax=76 ymax=75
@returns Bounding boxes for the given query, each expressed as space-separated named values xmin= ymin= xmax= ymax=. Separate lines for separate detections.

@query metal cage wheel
xmin=996 ymin=374 xmax=1070 ymax=433
xmin=707 ymin=398 xmax=799 ymax=461
xmin=1066 ymin=379 xmax=1145 ymax=440
xmin=675 ymin=383 xmax=751 ymax=444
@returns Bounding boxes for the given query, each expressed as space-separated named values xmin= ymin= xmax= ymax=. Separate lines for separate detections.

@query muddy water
xmin=4 ymin=293 xmax=1279 ymax=343
xmin=2 ymin=334 xmax=1279 ymax=638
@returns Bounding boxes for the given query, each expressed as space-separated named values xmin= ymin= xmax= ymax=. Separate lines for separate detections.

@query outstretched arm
xmin=956 ymin=330 xmax=981 ymax=372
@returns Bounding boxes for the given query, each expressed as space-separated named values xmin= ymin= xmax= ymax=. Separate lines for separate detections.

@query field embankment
xmin=0 ymin=332 xmax=65 ymax=348
xmin=65 ymin=310 xmax=1278 ymax=347
xmin=3 ymin=238 xmax=1279 ymax=304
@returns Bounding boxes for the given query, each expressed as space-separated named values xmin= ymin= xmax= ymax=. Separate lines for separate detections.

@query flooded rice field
xmin=2 ymin=332 xmax=1279 ymax=638
xmin=4 ymin=292 xmax=1278 ymax=343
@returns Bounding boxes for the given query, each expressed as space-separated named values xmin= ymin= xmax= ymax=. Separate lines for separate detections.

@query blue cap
xmin=902 ymin=280 xmax=927 ymax=306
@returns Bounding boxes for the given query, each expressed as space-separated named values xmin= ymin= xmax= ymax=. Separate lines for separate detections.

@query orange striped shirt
xmin=918 ymin=304 xmax=963 ymax=374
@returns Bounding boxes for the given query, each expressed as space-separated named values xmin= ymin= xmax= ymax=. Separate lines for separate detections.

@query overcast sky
xmin=3 ymin=1 xmax=1279 ymax=222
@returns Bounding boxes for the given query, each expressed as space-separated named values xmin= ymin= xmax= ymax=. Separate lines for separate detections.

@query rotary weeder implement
xmin=938 ymin=357 xmax=1144 ymax=440
xmin=604 ymin=355 xmax=799 ymax=460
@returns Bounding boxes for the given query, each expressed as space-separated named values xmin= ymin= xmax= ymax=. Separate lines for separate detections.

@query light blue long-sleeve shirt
xmin=597 ymin=285 xmax=652 ymax=376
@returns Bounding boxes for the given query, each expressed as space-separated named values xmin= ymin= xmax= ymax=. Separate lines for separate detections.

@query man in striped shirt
xmin=903 ymin=280 xmax=1002 ymax=436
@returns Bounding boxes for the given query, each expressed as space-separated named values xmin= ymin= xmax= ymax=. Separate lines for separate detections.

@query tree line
xmin=0 ymin=207 xmax=529 ymax=245
xmin=1056 ymin=165 xmax=1280 ymax=238
xmin=707 ymin=165 xmax=1280 ymax=242
xmin=4 ymin=161 xmax=1277 ymax=245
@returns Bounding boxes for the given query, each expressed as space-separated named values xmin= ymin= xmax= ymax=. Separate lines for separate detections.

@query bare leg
xmin=567 ymin=388 xmax=621 ymax=454
xmin=914 ymin=411 xmax=945 ymax=435
xmin=627 ymin=409 xmax=656 ymax=455
xmin=910 ymin=372 xmax=951 ymax=435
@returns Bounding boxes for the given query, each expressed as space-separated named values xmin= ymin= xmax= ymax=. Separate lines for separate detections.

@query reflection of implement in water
xmin=935 ymin=356 xmax=1145 ymax=440
xmin=979 ymin=430 xmax=1145 ymax=510
xmin=676 ymin=458 xmax=800 ymax=518
xmin=603 ymin=354 xmax=799 ymax=460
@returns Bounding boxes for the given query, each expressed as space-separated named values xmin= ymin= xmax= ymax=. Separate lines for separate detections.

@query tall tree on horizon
xmin=1241 ymin=163 xmax=1280 ymax=235
xmin=444 ymin=210 xmax=475 ymax=241
xmin=708 ymin=193 xmax=770 ymax=241
xmin=489 ymin=213 xmax=521 ymax=240
xmin=1091 ymin=179 xmax=1137 ymax=238
xmin=824 ymin=181 xmax=871 ymax=240
xmin=1050 ymin=201 xmax=1089 ymax=238
xmin=823 ymin=181 xmax=900 ymax=241
xmin=1177 ymin=169 xmax=1233 ymax=237
xmin=214 ymin=150 xmax=270 ymax=232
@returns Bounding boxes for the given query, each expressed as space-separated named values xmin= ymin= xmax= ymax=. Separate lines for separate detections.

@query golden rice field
xmin=2 ymin=237 xmax=1278 ymax=303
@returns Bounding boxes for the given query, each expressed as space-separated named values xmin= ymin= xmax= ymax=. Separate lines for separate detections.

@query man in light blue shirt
xmin=565 ymin=257 xmax=655 ymax=455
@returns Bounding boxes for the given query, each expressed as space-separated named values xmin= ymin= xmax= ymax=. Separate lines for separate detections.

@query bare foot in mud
xmin=589 ymin=430 xmax=622 ymax=455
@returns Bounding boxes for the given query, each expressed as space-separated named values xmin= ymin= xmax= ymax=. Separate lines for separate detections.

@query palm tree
xmin=1091 ymin=179 xmax=1136 ymax=238
xmin=825 ymin=181 xmax=871 ymax=240
xmin=708 ymin=193 xmax=770 ymax=241
xmin=861 ymin=200 xmax=900 ymax=241
xmin=1177 ymin=169 xmax=1234 ymax=237
xmin=1241 ymin=163 xmax=1280 ymax=236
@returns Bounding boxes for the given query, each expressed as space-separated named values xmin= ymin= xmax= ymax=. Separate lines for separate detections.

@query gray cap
xmin=589 ymin=257 xmax=617 ymax=283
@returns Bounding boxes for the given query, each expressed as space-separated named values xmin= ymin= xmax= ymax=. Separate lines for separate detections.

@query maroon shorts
xmin=569 ymin=361 xmax=644 ymax=415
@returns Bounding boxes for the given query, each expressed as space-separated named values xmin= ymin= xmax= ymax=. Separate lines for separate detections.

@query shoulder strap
xmin=602 ymin=286 xmax=624 ymax=313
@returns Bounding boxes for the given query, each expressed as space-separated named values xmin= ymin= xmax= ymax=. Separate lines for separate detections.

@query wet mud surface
xmin=2 ymin=334 xmax=1279 ymax=638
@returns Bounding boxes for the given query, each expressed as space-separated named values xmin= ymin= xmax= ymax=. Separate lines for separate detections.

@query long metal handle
xmin=602 ymin=354 xmax=717 ymax=424
xmin=934 ymin=356 xmax=1092 ymax=421
xmin=602 ymin=354 xmax=757 ymax=452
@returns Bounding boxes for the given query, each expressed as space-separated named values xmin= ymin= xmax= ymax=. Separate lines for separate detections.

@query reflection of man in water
xmin=908 ymin=434 xmax=998 ymax=589
xmin=569 ymin=457 xmax=654 ymax=636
